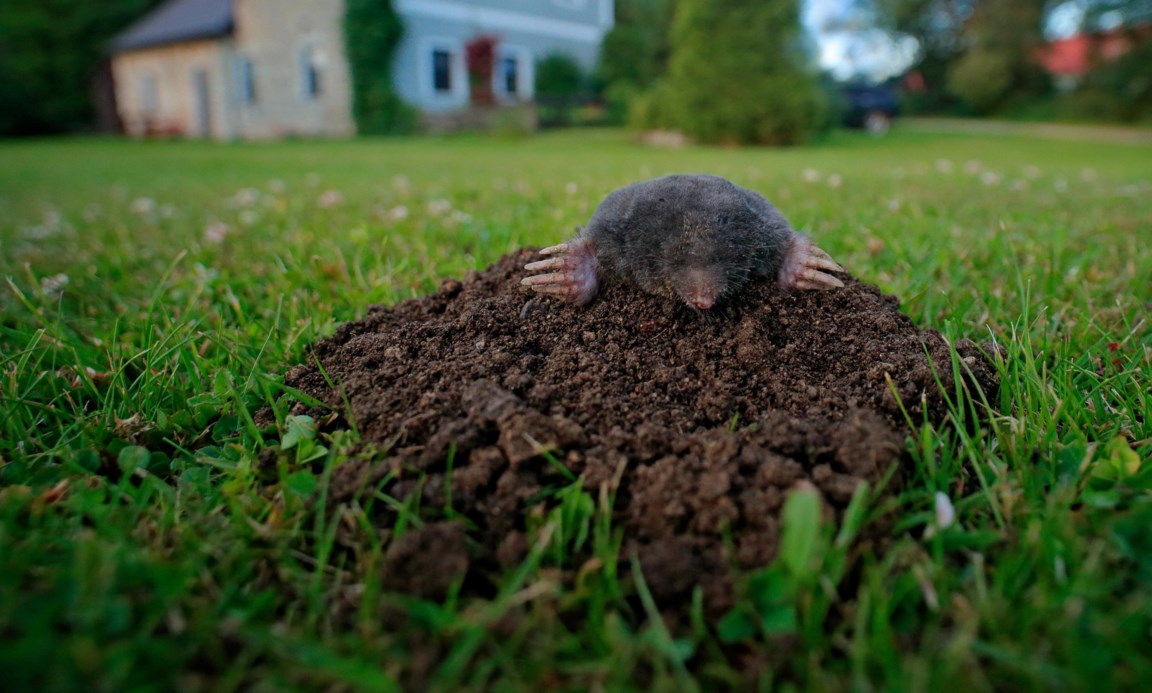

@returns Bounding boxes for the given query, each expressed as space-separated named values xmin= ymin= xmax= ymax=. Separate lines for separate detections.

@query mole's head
xmin=661 ymin=213 xmax=757 ymax=310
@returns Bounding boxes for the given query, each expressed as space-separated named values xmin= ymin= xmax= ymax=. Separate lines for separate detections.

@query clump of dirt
xmin=283 ymin=249 xmax=998 ymax=615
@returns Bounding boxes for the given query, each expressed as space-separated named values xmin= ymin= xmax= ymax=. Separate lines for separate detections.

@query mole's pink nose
xmin=691 ymin=295 xmax=715 ymax=310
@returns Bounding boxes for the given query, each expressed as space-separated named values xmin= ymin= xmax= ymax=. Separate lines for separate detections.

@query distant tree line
xmin=0 ymin=0 xmax=164 ymax=135
xmin=875 ymin=0 xmax=1152 ymax=121
xmin=591 ymin=0 xmax=1152 ymax=138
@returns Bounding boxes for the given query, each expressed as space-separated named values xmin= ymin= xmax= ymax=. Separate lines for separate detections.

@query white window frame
xmin=298 ymin=41 xmax=327 ymax=101
xmin=235 ymin=55 xmax=257 ymax=106
xmin=431 ymin=47 xmax=454 ymax=94
xmin=492 ymin=44 xmax=533 ymax=103
xmin=418 ymin=37 xmax=467 ymax=105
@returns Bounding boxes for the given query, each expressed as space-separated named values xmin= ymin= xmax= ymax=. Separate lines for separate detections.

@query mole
xmin=521 ymin=174 xmax=845 ymax=310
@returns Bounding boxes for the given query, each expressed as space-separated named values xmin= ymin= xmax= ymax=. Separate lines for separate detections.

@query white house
xmin=391 ymin=0 xmax=614 ymax=111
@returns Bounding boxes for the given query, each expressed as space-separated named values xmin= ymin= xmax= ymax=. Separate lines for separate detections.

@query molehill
xmin=282 ymin=249 xmax=999 ymax=615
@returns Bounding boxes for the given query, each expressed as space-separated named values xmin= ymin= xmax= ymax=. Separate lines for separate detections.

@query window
xmin=500 ymin=55 xmax=518 ymax=96
xmin=421 ymin=39 xmax=464 ymax=103
xmin=237 ymin=57 xmax=256 ymax=105
xmin=140 ymin=74 xmax=159 ymax=114
xmin=432 ymin=48 xmax=452 ymax=93
xmin=299 ymin=44 xmax=325 ymax=99
xmin=493 ymin=46 xmax=532 ymax=103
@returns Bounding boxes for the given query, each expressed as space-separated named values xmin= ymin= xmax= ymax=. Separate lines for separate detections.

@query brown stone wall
xmin=230 ymin=0 xmax=355 ymax=138
xmin=112 ymin=41 xmax=229 ymax=138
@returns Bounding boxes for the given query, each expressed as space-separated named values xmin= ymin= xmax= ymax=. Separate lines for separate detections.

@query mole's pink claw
xmin=778 ymin=235 xmax=845 ymax=290
xmin=538 ymin=242 xmax=575 ymax=256
xmin=522 ymin=237 xmax=601 ymax=305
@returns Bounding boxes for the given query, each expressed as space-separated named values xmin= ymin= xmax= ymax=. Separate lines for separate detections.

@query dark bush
xmin=535 ymin=53 xmax=586 ymax=97
xmin=1078 ymin=38 xmax=1152 ymax=122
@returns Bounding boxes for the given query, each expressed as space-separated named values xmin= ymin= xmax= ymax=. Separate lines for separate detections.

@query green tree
xmin=596 ymin=0 xmax=673 ymax=122
xmin=343 ymin=0 xmax=414 ymax=134
xmin=871 ymin=0 xmax=974 ymax=113
xmin=946 ymin=0 xmax=1049 ymax=114
xmin=653 ymin=0 xmax=825 ymax=145
xmin=597 ymin=0 xmax=673 ymax=90
xmin=0 ymin=0 xmax=163 ymax=135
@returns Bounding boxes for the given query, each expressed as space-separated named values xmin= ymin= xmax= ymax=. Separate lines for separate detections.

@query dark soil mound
xmin=283 ymin=249 xmax=998 ymax=615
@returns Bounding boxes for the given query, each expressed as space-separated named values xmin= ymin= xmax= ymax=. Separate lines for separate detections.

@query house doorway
xmin=192 ymin=69 xmax=212 ymax=137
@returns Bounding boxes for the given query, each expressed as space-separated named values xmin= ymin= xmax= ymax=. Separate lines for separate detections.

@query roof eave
xmin=110 ymin=21 xmax=234 ymax=54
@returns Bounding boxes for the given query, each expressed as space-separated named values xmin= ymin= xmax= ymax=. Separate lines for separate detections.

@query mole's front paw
xmin=521 ymin=237 xmax=601 ymax=305
xmin=778 ymin=236 xmax=846 ymax=290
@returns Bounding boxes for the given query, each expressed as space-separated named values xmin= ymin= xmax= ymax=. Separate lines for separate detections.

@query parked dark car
xmin=841 ymin=83 xmax=901 ymax=135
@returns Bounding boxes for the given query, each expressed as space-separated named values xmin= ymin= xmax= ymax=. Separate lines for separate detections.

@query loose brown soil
xmin=282 ymin=249 xmax=998 ymax=615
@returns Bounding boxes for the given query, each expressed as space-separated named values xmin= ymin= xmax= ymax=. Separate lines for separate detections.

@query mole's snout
xmin=676 ymin=268 xmax=722 ymax=310
xmin=689 ymin=293 xmax=715 ymax=310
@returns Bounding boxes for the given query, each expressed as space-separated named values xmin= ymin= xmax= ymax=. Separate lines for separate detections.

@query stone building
xmin=110 ymin=0 xmax=614 ymax=140
xmin=111 ymin=0 xmax=354 ymax=139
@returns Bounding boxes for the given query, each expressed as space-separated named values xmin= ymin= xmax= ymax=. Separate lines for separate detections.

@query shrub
xmin=535 ymin=53 xmax=586 ymax=97
xmin=627 ymin=79 xmax=676 ymax=131
xmin=947 ymin=51 xmax=1015 ymax=115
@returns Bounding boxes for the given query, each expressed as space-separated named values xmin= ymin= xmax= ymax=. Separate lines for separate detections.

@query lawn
xmin=1 ymin=128 xmax=1150 ymax=691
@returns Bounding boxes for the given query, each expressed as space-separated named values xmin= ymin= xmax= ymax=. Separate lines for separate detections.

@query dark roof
xmin=111 ymin=0 xmax=234 ymax=53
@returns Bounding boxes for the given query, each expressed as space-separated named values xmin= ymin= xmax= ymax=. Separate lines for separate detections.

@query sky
xmin=1044 ymin=1 xmax=1130 ymax=37
xmin=803 ymin=0 xmax=921 ymax=83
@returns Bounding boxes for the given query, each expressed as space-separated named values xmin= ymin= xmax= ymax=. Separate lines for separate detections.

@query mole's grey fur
xmin=521 ymin=174 xmax=844 ymax=309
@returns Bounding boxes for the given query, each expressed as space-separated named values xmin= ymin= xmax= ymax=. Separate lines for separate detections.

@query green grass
xmin=1 ymin=128 xmax=1150 ymax=691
